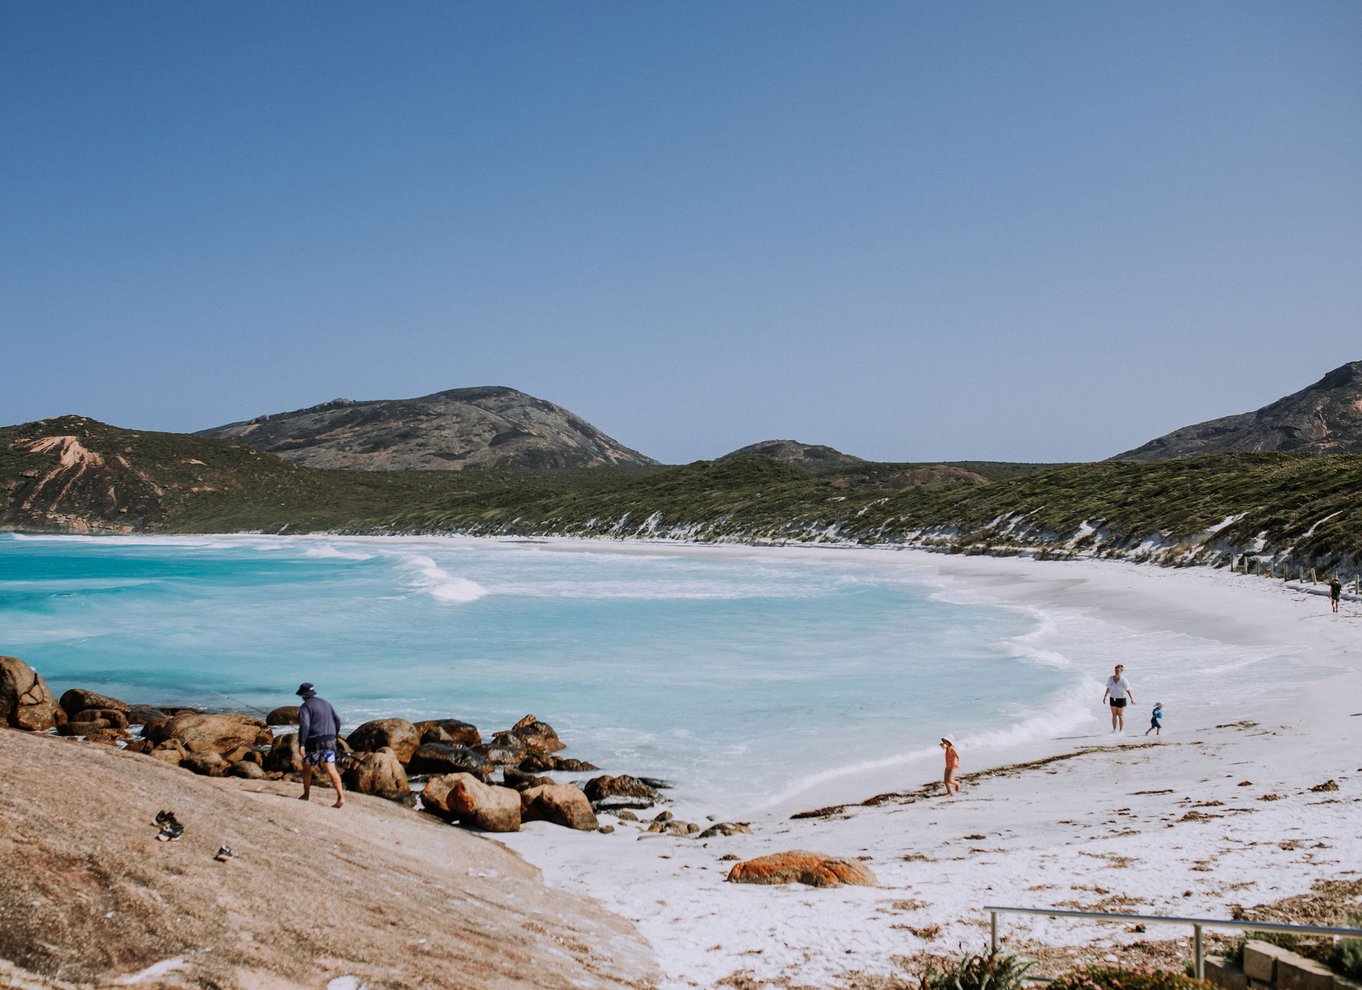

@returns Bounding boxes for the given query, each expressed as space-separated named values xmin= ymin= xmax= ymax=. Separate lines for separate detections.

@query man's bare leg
xmin=323 ymin=763 xmax=344 ymax=808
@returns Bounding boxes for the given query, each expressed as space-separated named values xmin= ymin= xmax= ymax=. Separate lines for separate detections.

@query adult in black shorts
xmin=1101 ymin=663 xmax=1134 ymax=734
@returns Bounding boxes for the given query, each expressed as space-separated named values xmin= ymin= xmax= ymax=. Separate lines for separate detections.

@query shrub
xmin=1043 ymin=965 xmax=1213 ymax=990
xmin=1329 ymin=914 xmax=1362 ymax=981
xmin=919 ymin=950 xmax=1033 ymax=990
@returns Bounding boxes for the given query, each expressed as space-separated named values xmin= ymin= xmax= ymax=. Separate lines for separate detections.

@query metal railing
xmin=985 ymin=905 xmax=1362 ymax=979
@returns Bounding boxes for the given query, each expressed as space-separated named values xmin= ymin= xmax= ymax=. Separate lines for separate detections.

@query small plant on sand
xmin=1331 ymin=914 xmax=1362 ymax=981
xmin=918 ymin=949 xmax=1033 ymax=990
xmin=1044 ymin=965 xmax=1212 ymax=990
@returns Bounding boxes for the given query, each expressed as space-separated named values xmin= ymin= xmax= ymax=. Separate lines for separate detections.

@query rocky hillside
xmin=1113 ymin=360 xmax=1362 ymax=460
xmin=718 ymin=439 xmax=864 ymax=469
xmin=0 ymin=714 xmax=655 ymax=989
xmin=198 ymin=386 xmax=658 ymax=471
xmin=0 ymin=416 xmax=299 ymax=533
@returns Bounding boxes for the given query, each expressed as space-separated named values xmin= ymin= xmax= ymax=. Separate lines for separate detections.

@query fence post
xmin=991 ymin=910 xmax=998 ymax=954
xmin=1194 ymin=924 xmax=1204 ymax=979
xmin=1311 ymin=568 xmax=1317 ymax=583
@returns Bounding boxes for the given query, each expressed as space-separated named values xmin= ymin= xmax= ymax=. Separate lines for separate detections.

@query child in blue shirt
xmin=1144 ymin=703 xmax=1163 ymax=736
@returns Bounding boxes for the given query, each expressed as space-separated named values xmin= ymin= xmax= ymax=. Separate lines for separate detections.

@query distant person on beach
xmin=1101 ymin=664 xmax=1134 ymax=733
xmin=296 ymin=682 xmax=344 ymax=808
xmin=940 ymin=737 xmax=961 ymax=796
xmin=1330 ymin=576 xmax=1342 ymax=613
xmin=1145 ymin=702 xmax=1163 ymax=736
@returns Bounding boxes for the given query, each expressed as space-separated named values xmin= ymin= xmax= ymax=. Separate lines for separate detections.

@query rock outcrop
xmin=152 ymin=713 xmax=269 ymax=755
xmin=198 ymin=386 xmax=658 ymax=472
xmin=422 ymin=773 xmax=521 ymax=832
xmin=0 ymin=724 xmax=659 ymax=989
xmin=520 ymin=784 xmax=599 ymax=831
xmin=348 ymin=718 xmax=422 ymax=764
xmin=342 ymin=746 xmax=410 ymax=801
xmin=407 ymin=743 xmax=494 ymax=778
xmin=415 ymin=718 xmax=481 ymax=747
xmin=0 ymin=656 xmax=61 ymax=731
xmin=583 ymin=774 xmax=661 ymax=808
xmin=725 ymin=850 xmax=878 ymax=888
xmin=493 ymin=714 xmax=565 ymax=755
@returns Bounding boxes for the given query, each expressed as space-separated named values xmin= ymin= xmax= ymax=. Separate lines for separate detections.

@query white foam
xmin=401 ymin=554 xmax=490 ymax=604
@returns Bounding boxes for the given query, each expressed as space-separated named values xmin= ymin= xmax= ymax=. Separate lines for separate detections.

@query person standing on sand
xmin=1329 ymin=576 xmax=1342 ymax=613
xmin=1145 ymin=702 xmax=1163 ymax=736
xmin=296 ymin=682 xmax=344 ymax=808
xmin=1101 ymin=663 xmax=1134 ymax=734
xmin=940 ymin=737 xmax=961 ymax=796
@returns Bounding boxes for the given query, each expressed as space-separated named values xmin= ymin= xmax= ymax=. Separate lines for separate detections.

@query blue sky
xmin=2 ymin=2 xmax=1359 ymax=463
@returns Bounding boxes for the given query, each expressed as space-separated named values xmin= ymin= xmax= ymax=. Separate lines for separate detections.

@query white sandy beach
xmin=491 ymin=548 xmax=1362 ymax=989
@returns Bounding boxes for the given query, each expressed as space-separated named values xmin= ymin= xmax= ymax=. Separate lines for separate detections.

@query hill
xmin=1113 ymin=360 xmax=1362 ymax=460
xmin=198 ymin=386 xmax=658 ymax=471
xmin=0 ymin=416 xmax=302 ymax=533
xmin=717 ymin=439 xmax=864 ymax=468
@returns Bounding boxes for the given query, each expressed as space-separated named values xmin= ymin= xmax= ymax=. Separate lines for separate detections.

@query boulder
xmin=126 ymin=704 xmax=168 ymax=725
xmin=421 ymin=773 xmax=520 ymax=832
xmin=81 ymin=728 xmax=127 ymax=747
xmin=227 ymin=760 xmax=266 ymax=779
xmin=502 ymin=767 xmax=555 ymax=791
xmin=699 ymin=822 xmax=753 ymax=838
xmin=161 ymin=713 xmax=266 ymax=755
xmin=342 ymin=747 xmax=410 ymax=801
xmin=583 ymin=774 xmax=661 ymax=808
xmin=495 ymin=714 xmax=565 ymax=755
xmin=520 ymin=784 xmax=599 ymax=831
xmin=181 ymin=752 xmax=229 ymax=777
xmin=453 ymin=778 xmax=521 ymax=832
xmin=62 ymin=720 xmax=124 ymax=738
xmin=407 ymin=743 xmax=494 ymax=778
xmin=147 ymin=741 xmax=186 ymax=766
xmin=724 ymin=851 xmax=877 ymax=888
xmin=58 ymin=688 xmax=130 ymax=718
xmin=264 ymin=734 xmax=303 ymax=773
xmin=0 ymin=656 xmax=62 ymax=731
xmin=139 ymin=716 xmax=171 ymax=742
xmin=347 ymin=718 xmax=421 ymax=764
xmin=414 ymin=718 xmax=480 ymax=747
xmin=474 ymin=741 xmax=526 ymax=766
xmin=72 ymin=708 xmax=129 ymax=730
xmin=265 ymin=706 xmax=300 ymax=726
xmin=519 ymin=754 xmax=600 ymax=773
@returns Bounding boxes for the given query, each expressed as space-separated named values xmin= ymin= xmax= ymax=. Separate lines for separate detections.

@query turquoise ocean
xmin=0 ymin=533 xmax=1295 ymax=816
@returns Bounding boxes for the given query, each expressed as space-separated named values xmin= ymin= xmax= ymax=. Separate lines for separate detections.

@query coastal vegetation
xmin=3 ymin=416 xmax=1361 ymax=578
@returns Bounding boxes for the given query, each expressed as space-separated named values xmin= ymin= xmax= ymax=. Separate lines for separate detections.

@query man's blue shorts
xmin=303 ymin=748 xmax=336 ymax=766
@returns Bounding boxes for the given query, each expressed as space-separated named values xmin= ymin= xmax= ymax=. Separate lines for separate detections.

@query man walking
xmin=296 ymin=682 xmax=344 ymax=808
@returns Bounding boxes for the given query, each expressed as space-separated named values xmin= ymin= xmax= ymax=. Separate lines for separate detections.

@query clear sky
xmin=2 ymin=2 xmax=1359 ymax=464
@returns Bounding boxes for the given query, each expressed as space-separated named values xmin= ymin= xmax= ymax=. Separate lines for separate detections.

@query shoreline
xmin=482 ymin=541 xmax=1361 ymax=988
xmin=5 ymin=531 xmax=1359 ymax=988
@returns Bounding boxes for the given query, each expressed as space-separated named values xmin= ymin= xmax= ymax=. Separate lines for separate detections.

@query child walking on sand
xmin=940 ymin=737 xmax=961 ymax=796
xmin=1145 ymin=702 xmax=1163 ymax=736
